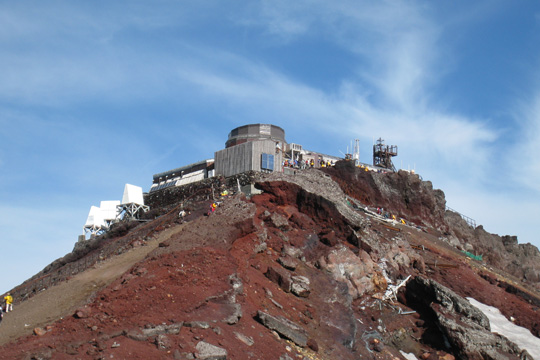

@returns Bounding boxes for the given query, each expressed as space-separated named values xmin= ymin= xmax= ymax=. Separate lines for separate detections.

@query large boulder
xmin=317 ymin=244 xmax=386 ymax=299
xmin=406 ymin=276 xmax=532 ymax=360
xmin=256 ymin=311 xmax=308 ymax=347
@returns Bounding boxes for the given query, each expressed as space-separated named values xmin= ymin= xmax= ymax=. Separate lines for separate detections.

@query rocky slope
xmin=0 ymin=162 xmax=538 ymax=359
xmin=323 ymin=161 xmax=540 ymax=290
xmin=444 ymin=211 xmax=540 ymax=287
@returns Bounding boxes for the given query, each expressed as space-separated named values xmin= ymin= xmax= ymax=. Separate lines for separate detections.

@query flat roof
xmin=153 ymin=159 xmax=214 ymax=179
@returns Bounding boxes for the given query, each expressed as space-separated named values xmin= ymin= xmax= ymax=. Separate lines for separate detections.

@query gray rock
xmin=234 ymin=331 xmax=254 ymax=346
xmin=271 ymin=298 xmax=283 ymax=309
xmin=407 ymin=276 xmax=531 ymax=360
xmin=407 ymin=277 xmax=489 ymax=330
xmin=125 ymin=329 xmax=147 ymax=341
xmin=174 ymin=350 xmax=195 ymax=360
xmin=141 ymin=322 xmax=184 ymax=337
xmin=256 ymin=310 xmax=308 ymax=347
xmin=269 ymin=212 xmax=290 ymax=230
xmin=282 ymin=245 xmax=302 ymax=259
xmin=229 ymin=274 xmax=244 ymax=295
xmin=254 ymin=241 xmax=267 ymax=254
xmin=265 ymin=266 xmax=292 ymax=293
xmin=290 ymin=276 xmax=310 ymax=298
xmin=222 ymin=303 xmax=242 ymax=325
xmin=184 ymin=321 xmax=210 ymax=329
xmin=278 ymin=256 xmax=298 ymax=271
xmin=195 ymin=341 xmax=227 ymax=360
xmin=317 ymin=244 xmax=384 ymax=299
xmin=155 ymin=334 xmax=172 ymax=350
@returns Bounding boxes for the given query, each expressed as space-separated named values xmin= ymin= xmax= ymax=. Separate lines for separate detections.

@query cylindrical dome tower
xmin=225 ymin=124 xmax=286 ymax=148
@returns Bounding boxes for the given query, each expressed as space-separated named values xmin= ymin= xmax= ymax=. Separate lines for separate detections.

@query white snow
xmin=467 ymin=297 xmax=540 ymax=359
xmin=399 ymin=350 xmax=418 ymax=360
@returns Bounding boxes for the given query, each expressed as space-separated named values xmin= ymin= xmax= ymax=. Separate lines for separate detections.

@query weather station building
xmin=148 ymin=123 xmax=362 ymax=193
xmin=214 ymin=124 xmax=285 ymax=177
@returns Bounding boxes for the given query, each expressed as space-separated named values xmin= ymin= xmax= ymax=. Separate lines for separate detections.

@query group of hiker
xmin=283 ymin=158 xmax=335 ymax=169
xmin=376 ymin=207 xmax=406 ymax=225
xmin=206 ymin=189 xmax=230 ymax=215
xmin=0 ymin=293 xmax=13 ymax=325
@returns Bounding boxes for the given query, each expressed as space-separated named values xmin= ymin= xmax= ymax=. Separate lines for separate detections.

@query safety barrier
xmin=446 ymin=206 xmax=476 ymax=228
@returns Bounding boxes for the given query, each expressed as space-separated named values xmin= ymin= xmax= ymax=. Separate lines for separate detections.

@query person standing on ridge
xmin=4 ymin=293 xmax=13 ymax=312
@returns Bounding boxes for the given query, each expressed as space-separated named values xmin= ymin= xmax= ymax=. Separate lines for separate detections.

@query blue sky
xmin=1 ymin=1 xmax=540 ymax=294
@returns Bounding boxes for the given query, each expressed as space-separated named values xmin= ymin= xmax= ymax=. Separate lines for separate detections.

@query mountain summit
xmin=0 ymin=162 xmax=538 ymax=359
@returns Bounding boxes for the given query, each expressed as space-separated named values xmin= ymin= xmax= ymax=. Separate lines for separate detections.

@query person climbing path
xmin=4 ymin=293 xmax=13 ymax=313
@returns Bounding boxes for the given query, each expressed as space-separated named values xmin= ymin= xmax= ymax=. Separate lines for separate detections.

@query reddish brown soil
xmin=0 ymin=169 xmax=538 ymax=360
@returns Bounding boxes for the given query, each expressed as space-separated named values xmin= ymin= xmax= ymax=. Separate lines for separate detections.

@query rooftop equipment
xmin=353 ymin=139 xmax=360 ymax=165
xmin=373 ymin=138 xmax=398 ymax=171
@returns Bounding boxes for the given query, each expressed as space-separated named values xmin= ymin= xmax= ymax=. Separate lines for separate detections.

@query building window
xmin=261 ymin=153 xmax=274 ymax=171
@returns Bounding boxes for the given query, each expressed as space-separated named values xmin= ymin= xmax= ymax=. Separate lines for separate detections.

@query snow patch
xmin=467 ymin=297 xmax=540 ymax=359
xmin=399 ymin=350 xmax=418 ymax=360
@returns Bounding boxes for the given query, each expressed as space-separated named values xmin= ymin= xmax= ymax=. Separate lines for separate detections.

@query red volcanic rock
xmin=277 ymin=256 xmax=298 ymax=271
xmin=265 ymin=266 xmax=292 ymax=293
xmin=307 ymin=338 xmax=318 ymax=352
xmin=323 ymin=160 xmax=447 ymax=230
xmin=1 ymin=168 xmax=538 ymax=360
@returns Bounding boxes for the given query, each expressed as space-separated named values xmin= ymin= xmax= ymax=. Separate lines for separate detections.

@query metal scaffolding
xmin=373 ymin=138 xmax=398 ymax=171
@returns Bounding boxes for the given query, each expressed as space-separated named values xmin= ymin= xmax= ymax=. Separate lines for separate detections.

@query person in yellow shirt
xmin=4 ymin=293 xmax=13 ymax=312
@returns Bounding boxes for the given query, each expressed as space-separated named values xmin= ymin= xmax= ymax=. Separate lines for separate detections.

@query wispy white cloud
xmin=1 ymin=0 xmax=539 ymax=297
xmin=171 ymin=1 xmax=538 ymax=246
xmin=173 ymin=39 xmax=497 ymax=176
xmin=507 ymin=92 xmax=540 ymax=193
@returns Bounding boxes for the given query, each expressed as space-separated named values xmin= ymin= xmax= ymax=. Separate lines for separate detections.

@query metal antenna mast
xmin=373 ymin=138 xmax=398 ymax=171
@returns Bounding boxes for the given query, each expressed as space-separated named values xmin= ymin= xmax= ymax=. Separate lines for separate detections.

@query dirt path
xmin=0 ymin=223 xmax=185 ymax=346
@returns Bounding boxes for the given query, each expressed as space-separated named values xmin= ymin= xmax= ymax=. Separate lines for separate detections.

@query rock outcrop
xmin=323 ymin=161 xmax=447 ymax=230
xmin=406 ymin=276 xmax=532 ymax=360
xmin=445 ymin=210 xmax=540 ymax=289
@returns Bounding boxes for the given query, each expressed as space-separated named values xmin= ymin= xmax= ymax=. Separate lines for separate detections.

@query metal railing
xmin=446 ymin=206 xmax=476 ymax=228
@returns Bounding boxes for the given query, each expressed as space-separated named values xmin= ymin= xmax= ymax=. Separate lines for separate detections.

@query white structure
xmin=81 ymin=184 xmax=149 ymax=239
xmin=100 ymin=200 xmax=121 ymax=227
xmin=353 ymin=139 xmax=360 ymax=165
xmin=116 ymin=184 xmax=149 ymax=220
xmin=122 ymin=184 xmax=145 ymax=204
xmin=150 ymin=159 xmax=214 ymax=193
xmin=83 ymin=206 xmax=106 ymax=237
xmin=83 ymin=200 xmax=122 ymax=237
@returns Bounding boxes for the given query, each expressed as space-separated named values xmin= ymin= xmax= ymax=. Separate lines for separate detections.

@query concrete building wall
xmin=215 ymin=139 xmax=282 ymax=177
xmin=226 ymin=124 xmax=286 ymax=148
